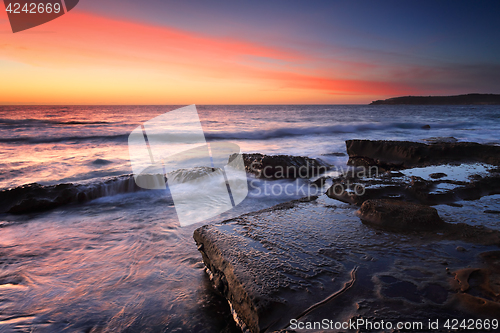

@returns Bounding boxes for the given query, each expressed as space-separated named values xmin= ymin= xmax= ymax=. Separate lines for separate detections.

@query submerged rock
xmin=357 ymin=199 xmax=445 ymax=231
xmin=429 ymin=172 xmax=447 ymax=179
xmin=234 ymin=153 xmax=329 ymax=179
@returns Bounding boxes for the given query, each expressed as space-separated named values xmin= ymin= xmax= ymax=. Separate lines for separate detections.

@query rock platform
xmin=194 ymin=195 xmax=500 ymax=332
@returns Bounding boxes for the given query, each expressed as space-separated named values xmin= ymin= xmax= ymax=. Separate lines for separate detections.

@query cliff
xmin=370 ymin=93 xmax=500 ymax=105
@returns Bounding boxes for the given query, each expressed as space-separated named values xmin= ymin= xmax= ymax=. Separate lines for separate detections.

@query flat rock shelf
xmin=193 ymin=195 xmax=500 ymax=333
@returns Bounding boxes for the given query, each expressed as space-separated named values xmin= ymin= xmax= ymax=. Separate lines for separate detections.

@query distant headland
xmin=370 ymin=93 xmax=500 ymax=105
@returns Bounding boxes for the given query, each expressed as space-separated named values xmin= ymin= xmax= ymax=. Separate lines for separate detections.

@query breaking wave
xmin=0 ymin=174 xmax=150 ymax=214
xmin=0 ymin=134 xmax=129 ymax=144
xmin=0 ymin=118 xmax=111 ymax=126
xmin=206 ymin=121 xmax=474 ymax=140
xmin=0 ymin=121 xmax=476 ymax=144
xmin=0 ymin=167 xmax=221 ymax=214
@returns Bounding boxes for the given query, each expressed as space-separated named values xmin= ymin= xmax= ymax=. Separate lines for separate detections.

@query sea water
xmin=0 ymin=105 xmax=499 ymax=331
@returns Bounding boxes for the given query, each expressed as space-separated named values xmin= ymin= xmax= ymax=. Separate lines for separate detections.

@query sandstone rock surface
xmin=194 ymin=196 xmax=500 ymax=332
xmin=357 ymin=199 xmax=445 ymax=231
xmin=234 ymin=153 xmax=329 ymax=179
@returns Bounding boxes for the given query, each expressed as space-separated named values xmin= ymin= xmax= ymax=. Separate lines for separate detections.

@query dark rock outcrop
xmin=328 ymin=139 xmax=500 ymax=207
xmin=357 ymin=199 xmax=445 ymax=231
xmin=346 ymin=140 xmax=500 ymax=169
xmin=0 ymin=168 xmax=225 ymax=214
xmin=326 ymin=169 xmax=500 ymax=206
xmin=370 ymin=93 xmax=500 ymax=105
xmin=0 ymin=174 xmax=160 ymax=214
xmin=234 ymin=153 xmax=329 ymax=179
xmin=0 ymin=182 xmax=85 ymax=214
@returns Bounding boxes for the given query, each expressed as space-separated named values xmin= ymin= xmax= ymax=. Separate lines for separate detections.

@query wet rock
xmin=346 ymin=140 xmax=500 ymax=169
xmin=1 ymin=183 xmax=77 ymax=214
xmin=387 ymin=171 xmax=404 ymax=177
xmin=8 ymin=197 xmax=65 ymax=214
xmin=409 ymin=175 xmax=432 ymax=191
xmin=422 ymin=284 xmax=449 ymax=304
xmin=429 ymin=172 xmax=447 ymax=179
xmin=0 ymin=175 xmax=145 ymax=214
xmin=235 ymin=153 xmax=329 ymax=179
xmin=456 ymin=175 xmax=500 ymax=201
xmin=451 ymin=265 xmax=500 ymax=317
xmin=357 ymin=199 xmax=445 ymax=231
xmin=167 ymin=166 xmax=220 ymax=182
xmin=479 ymin=251 xmax=500 ymax=270
xmin=468 ymin=174 xmax=483 ymax=181
xmin=325 ymin=167 xmax=500 ymax=207
xmin=321 ymin=152 xmax=346 ymax=157
xmin=194 ymin=195 xmax=500 ymax=332
xmin=456 ymin=246 xmax=466 ymax=252
xmin=92 ymin=158 xmax=113 ymax=166
xmin=451 ymin=268 xmax=480 ymax=292
xmin=421 ymin=124 xmax=431 ymax=129
xmin=0 ymin=221 xmax=13 ymax=228
xmin=326 ymin=178 xmax=404 ymax=205
xmin=340 ymin=140 xmax=500 ymax=207
xmin=489 ymin=167 xmax=500 ymax=174
xmin=439 ymin=223 xmax=500 ymax=246
xmin=194 ymin=197 xmax=352 ymax=333
xmin=381 ymin=280 xmax=422 ymax=303
xmin=422 ymin=136 xmax=458 ymax=144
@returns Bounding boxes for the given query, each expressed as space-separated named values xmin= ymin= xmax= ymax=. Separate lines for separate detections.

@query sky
xmin=1 ymin=0 xmax=500 ymax=104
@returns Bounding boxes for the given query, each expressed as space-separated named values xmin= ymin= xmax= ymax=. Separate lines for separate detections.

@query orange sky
xmin=0 ymin=9 xmax=434 ymax=104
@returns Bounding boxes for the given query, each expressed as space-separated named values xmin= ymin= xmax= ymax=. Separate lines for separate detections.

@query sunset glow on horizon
xmin=1 ymin=1 xmax=499 ymax=104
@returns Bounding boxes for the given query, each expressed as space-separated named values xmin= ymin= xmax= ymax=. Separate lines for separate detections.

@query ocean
xmin=0 ymin=105 xmax=499 ymax=332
